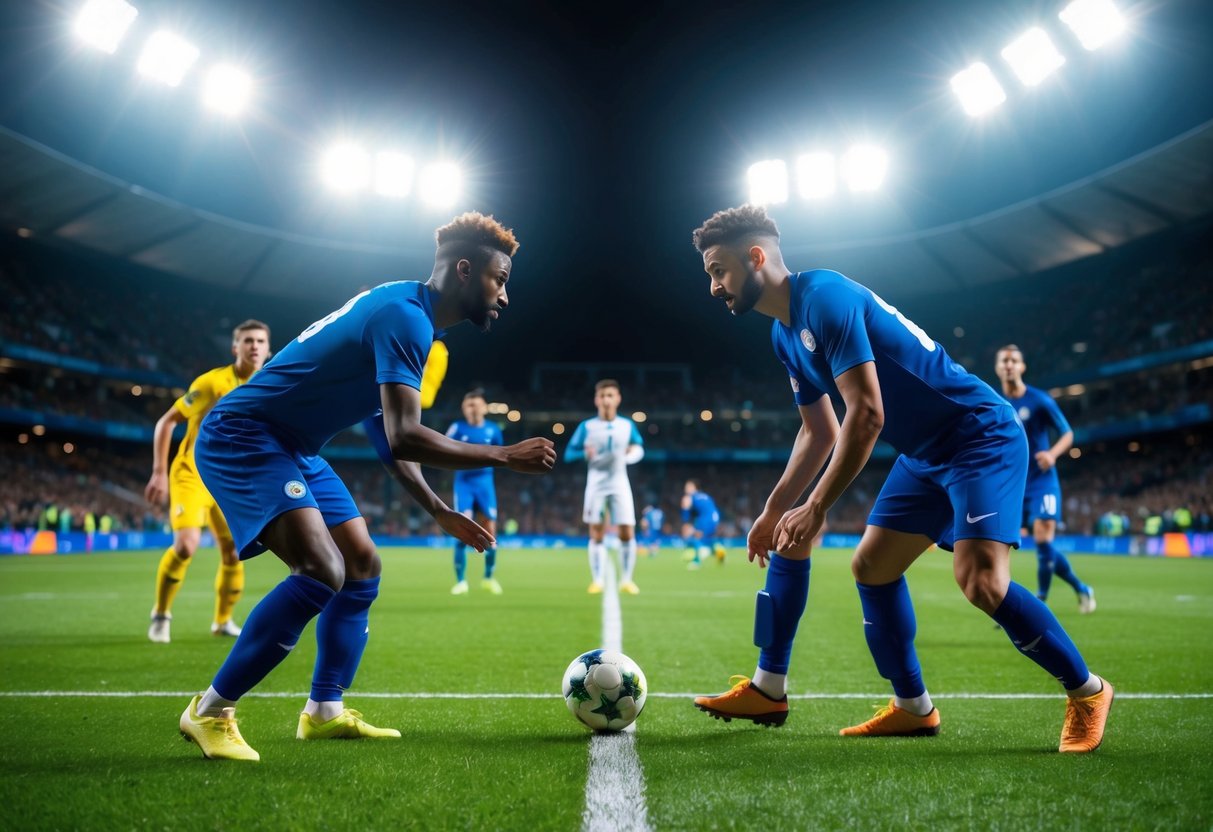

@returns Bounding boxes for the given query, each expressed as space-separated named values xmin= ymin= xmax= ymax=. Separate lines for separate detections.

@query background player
xmin=638 ymin=502 xmax=664 ymax=557
xmin=564 ymin=380 xmax=644 ymax=595
xmin=144 ymin=320 xmax=270 ymax=643
xmin=445 ymin=389 xmax=505 ymax=595
xmin=179 ymin=213 xmax=556 ymax=761
xmin=681 ymin=479 xmax=725 ymax=568
xmin=688 ymin=205 xmax=1111 ymax=753
xmin=996 ymin=345 xmax=1095 ymax=612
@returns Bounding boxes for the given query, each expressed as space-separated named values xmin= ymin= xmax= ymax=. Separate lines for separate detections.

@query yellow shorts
xmin=169 ymin=467 xmax=235 ymax=548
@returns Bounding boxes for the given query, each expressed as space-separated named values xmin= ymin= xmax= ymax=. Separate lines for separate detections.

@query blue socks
xmin=1037 ymin=541 xmax=1089 ymax=599
xmin=856 ymin=577 xmax=926 ymax=699
xmin=484 ymin=547 xmax=497 ymax=579
xmin=311 ymin=576 xmax=380 ymax=702
xmin=991 ymin=581 xmax=1090 ymax=689
xmin=454 ymin=543 xmax=467 ymax=582
xmin=212 ymin=574 xmax=334 ymax=701
xmin=755 ymin=555 xmax=811 ymax=674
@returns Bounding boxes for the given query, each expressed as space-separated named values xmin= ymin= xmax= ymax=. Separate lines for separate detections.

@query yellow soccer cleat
xmin=481 ymin=578 xmax=503 ymax=595
xmin=179 ymin=695 xmax=260 ymax=762
xmin=694 ymin=675 xmax=788 ymax=727
xmin=587 ymin=581 xmax=604 ymax=595
xmin=714 ymin=544 xmax=727 ymax=563
xmin=839 ymin=699 xmax=940 ymax=737
xmin=297 ymin=709 xmax=401 ymax=740
xmin=1059 ymin=677 xmax=1113 ymax=753
xmin=619 ymin=581 xmax=640 ymax=595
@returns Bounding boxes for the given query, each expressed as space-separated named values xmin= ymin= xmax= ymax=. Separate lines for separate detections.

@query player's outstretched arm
xmin=144 ymin=405 xmax=187 ymax=505
xmin=773 ymin=362 xmax=883 ymax=556
xmin=749 ymin=395 xmax=839 ymax=564
xmin=381 ymin=383 xmax=556 ymax=474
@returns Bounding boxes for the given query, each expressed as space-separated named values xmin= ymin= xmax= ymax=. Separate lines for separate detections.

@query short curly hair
xmin=435 ymin=212 xmax=520 ymax=257
xmin=691 ymin=205 xmax=780 ymax=253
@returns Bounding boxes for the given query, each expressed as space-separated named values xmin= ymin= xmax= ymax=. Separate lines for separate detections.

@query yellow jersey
xmin=170 ymin=364 xmax=253 ymax=478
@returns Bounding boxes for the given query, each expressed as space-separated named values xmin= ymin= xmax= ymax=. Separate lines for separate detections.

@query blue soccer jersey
xmin=213 ymin=281 xmax=439 ymax=455
xmin=445 ymin=420 xmax=504 ymax=482
xmin=642 ymin=506 xmax=664 ymax=536
xmin=771 ymin=270 xmax=1006 ymax=461
xmin=683 ymin=492 xmax=720 ymax=528
xmin=1003 ymin=384 xmax=1071 ymax=491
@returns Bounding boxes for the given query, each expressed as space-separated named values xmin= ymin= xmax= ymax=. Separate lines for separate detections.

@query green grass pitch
xmin=1 ymin=545 xmax=1211 ymax=830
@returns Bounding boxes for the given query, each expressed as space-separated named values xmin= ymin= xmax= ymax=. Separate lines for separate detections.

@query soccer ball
xmin=561 ymin=649 xmax=648 ymax=732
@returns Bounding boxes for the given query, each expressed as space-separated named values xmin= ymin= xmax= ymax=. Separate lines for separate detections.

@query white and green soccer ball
xmin=562 ymin=649 xmax=648 ymax=732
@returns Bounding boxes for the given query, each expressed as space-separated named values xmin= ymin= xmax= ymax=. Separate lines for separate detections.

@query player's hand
xmin=144 ymin=471 xmax=169 ymax=506
xmin=504 ymin=438 xmax=557 ymax=474
xmin=746 ymin=508 xmax=781 ymax=568
xmin=773 ymin=503 xmax=825 ymax=559
xmin=1035 ymin=451 xmax=1055 ymax=472
xmin=585 ymin=444 xmax=597 ymax=462
xmin=435 ymin=509 xmax=495 ymax=553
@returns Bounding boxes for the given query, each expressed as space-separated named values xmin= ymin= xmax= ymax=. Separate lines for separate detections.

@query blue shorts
xmin=691 ymin=514 xmax=719 ymax=537
xmin=1023 ymin=478 xmax=1062 ymax=525
xmin=868 ymin=405 xmax=1027 ymax=551
xmin=454 ymin=475 xmax=497 ymax=520
xmin=196 ymin=413 xmax=362 ymax=559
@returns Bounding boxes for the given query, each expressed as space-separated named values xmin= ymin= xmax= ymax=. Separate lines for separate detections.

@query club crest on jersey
xmin=800 ymin=328 xmax=816 ymax=352
xmin=1019 ymin=406 xmax=1031 ymax=421
xmin=789 ymin=376 xmax=800 ymax=393
xmin=283 ymin=480 xmax=307 ymax=500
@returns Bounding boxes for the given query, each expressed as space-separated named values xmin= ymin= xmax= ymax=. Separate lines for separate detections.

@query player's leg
xmin=302 ymin=512 xmax=399 ymax=740
xmin=1027 ymin=493 xmax=1056 ymax=601
xmin=1036 ymin=513 xmax=1094 ymax=611
xmin=151 ymin=472 xmax=207 ymax=642
xmin=585 ymin=489 xmax=607 ymax=593
xmin=210 ymin=504 xmax=244 ymax=637
xmin=615 ymin=491 xmax=639 ymax=593
xmin=451 ymin=480 xmax=470 ymax=594
xmin=478 ymin=481 xmax=502 ymax=593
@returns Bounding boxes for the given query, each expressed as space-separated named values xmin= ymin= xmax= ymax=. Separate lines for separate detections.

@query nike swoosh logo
xmin=277 ymin=642 xmax=297 ymax=652
xmin=1018 ymin=635 xmax=1043 ymax=653
xmin=862 ymin=619 xmax=874 ymax=626
xmin=966 ymin=512 xmax=998 ymax=523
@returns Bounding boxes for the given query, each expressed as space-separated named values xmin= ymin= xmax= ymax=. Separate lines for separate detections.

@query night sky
xmin=2 ymin=0 xmax=1211 ymax=385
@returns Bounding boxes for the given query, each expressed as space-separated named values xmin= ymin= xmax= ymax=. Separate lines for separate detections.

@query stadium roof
xmin=1 ymin=117 xmax=1211 ymax=300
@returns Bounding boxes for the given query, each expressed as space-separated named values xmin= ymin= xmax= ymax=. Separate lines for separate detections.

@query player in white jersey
xmin=564 ymin=379 xmax=645 ymax=595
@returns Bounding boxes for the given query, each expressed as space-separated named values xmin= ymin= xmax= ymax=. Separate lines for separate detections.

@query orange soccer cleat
xmin=693 ymin=676 xmax=788 ymax=727
xmin=1059 ymin=676 xmax=1113 ymax=753
xmin=839 ymin=699 xmax=940 ymax=737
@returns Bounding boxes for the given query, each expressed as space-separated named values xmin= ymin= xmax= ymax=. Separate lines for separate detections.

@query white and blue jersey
xmin=565 ymin=416 xmax=644 ymax=526
xmin=683 ymin=492 xmax=720 ymax=535
xmin=771 ymin=270 xmax=1027 ymax=550
xmin=1003 ymin=384 xmax=1070 ymax=523
xmin=446 ymin=419 xmax=503 ymax=520
xmin=197 ymin=281 xmax=439 ymax=558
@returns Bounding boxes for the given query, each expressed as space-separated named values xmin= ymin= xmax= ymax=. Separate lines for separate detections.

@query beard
xmin=728 ymin=262 xmax=764 ymax=316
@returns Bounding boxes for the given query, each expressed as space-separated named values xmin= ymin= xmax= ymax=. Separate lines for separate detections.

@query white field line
xmin=582 ymin=558 xmax=651 ymax=832
xmin=1 ymin=691 xmax=1208 ymax=700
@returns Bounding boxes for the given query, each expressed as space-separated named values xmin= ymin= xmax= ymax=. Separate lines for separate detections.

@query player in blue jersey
xmin=446 ymin=388 xmax=505 ymax=595
xmin=688 ymin=205 xmax=1111 ymax=752
xmin=681 ymin=480 xmax=726 ymax=568
xmin=638 ymin=503 xmax=664 ymax=557
xmin=996 ymin=346 xmax=1095 ymax=613
xmin=177 ymin=213 xmax=556 ymax=761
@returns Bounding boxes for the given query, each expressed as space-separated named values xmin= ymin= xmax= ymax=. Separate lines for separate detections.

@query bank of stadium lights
xmin=418 ymin=162 xmax=463 ymax=208
xmin=1001 ymin=28 xmax=1066 ymax=87
xmin=796 ymin=152 xmax=836 ymax=200
xmin=1060 ymin=0 xmax=1126 ymax=50
xmin=840 ymin=145 xmax=889 ymax=193
xmin=320 ymin=144 xmax=372 ymax=193
xmin=374 ymin=152 xmax=414 ymax=198
xmin=751 ymin=145 xmax=887 ymax=204
xmin=202 ymin=65 xmax=253 ymax=116
xmin=137 ymin=30 xmax=200 ymax=87
xmin=74 ymin=0 xmax=138 ymax=54
xmin=950 ymin=63 xmax=1006 ymax=117
xmin=747 ymin=160 xmax=788 ymax=206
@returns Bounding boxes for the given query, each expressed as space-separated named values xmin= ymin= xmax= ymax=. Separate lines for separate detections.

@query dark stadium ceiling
xmin=1 ymin=118 xmax=1211 ymax=302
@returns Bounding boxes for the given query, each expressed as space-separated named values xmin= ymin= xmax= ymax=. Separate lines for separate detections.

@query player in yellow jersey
xmin=144 ymin=320 xmax=271 ymax=643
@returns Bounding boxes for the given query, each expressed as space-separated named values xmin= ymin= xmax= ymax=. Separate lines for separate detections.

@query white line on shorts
xmin=582 ymin=558 xmax=651 ymax=832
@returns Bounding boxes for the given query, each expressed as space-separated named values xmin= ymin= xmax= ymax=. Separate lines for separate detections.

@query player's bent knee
xmin=958 ymin=572 xmax=1006 ymax=614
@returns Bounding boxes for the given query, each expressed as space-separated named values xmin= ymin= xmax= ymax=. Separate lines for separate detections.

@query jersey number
xmin=871 ymin=292 xmax=935 ymax=352
xmin=1041 ymin=494 xmax=1057 ymax=516
xmin=298 ymin=290 xmax=371 ymax=343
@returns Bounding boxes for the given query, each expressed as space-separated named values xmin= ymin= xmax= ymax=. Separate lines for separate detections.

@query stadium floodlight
xmin=1000 ymin=28 xmax=1066 ymax=87
xmin=202 ymin=65 xmax=252 ymax=116
xmin=418 ymin=162 xmax=462 ymax=208
xmin=747 ymin=159 xmax=788 ymax=206
xmin=320 ymin=143 xmax=372 ymax=193
xmin=1059 ymin=0 xmax=1126 ymax=50
xmin=840 ymin=145 xmax=889 ymax=192
xmin=795 ymin=152 xmax=835 ymax=199
xmin=950 ymin=62 xmax=1007 ymax=116
xmin=137 ymin=30 xmax=199 ymax=87
xmin=74 ymin=0 xmax=138 ymax=54
xmin=374 ymin=151 xmax=415 ymax=198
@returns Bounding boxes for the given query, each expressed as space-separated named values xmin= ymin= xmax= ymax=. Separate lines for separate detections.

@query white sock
xmin=197 ymin=685 xmax=237 ymax=717
xmin=589 ymin=542 xmax=605 ymax=581
xmin=620 ymin=539 xmax=637 ymax=583
xmin=1066 ymin=674 xmax=1102 ymax=699
xmin=894 ymin=691 xmax=935 ymax=716
xmin=304 ymin=698 xmax=346 ymax=722
xmin=752 ymin=667 xmax=787 ymax=699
